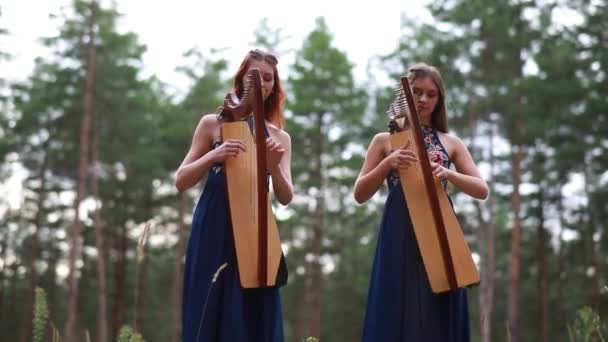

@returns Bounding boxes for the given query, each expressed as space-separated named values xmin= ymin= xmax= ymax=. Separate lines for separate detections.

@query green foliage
xmin=118 ymin=325 xmax=145 ymax=342
xmin=568 ymin=306 xmax=607 ymax=342
xmin=251 ymin=18 xmax=290 ymax=54
xmin=283 ymin=16 xmax=372 ymax=341
xmin=33 ymin=287 xmax=49 ymax=342
xmin=2 ymin=2 xmax=608 ymax=342
xmin=380 ymin=2 xmax=608 ymax=341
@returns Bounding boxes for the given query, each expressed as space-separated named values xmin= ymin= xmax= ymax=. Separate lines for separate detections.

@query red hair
xmin=233 ymin=49 xmax=286 ymax=128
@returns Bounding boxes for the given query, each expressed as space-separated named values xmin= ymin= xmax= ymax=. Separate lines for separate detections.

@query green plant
xmin=568 ymin=306 xmax=606 ymax=342
xmin=33 ymin=287 xmax=49 ymax=342
xmin=118 ymin=325 xmax=145 ymax=342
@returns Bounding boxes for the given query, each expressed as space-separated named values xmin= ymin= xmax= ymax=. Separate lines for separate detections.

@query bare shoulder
xmin=199 ymin=113 xmax=220 ymax=129
xmin=445 ymin=132 xmax=468 ymax=148
xmin=373 ymin=132 xmax=391 ymax=143
xmin=370 ymin=132 xmax=391 ymax=155
xmin=372 ymin=132 xmax=391 ymax=148
xmin=266 ymin=122 xmax=291 ymax=146
xmin=189 ymin=114 xmax=220 ymax=147
xmin=196 ymin=113 xmax=221 ymax=139
xmin=439 ymin=131 xmax=469 ymax=157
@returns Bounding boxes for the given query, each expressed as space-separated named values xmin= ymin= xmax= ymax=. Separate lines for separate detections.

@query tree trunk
xmin=91 ymin=107 xmax=108 ymax=342
xmin=583 ymin=163 xmax=600 ymax=311
xmin=508 ymin=144 xmax=523 ymax=342
xmin=292 ymin=284 xmax=306 ymax=341
xmin=65 ymin=1 xmax=96 ymax=341
xmin=310 ymin=209 xmax=323 ymax=338
xmin=556 ymin=186 xmax=566 ymax=338
xmin=42 ymin=242 xmax=59 ymax=335
xmin=9 ymin=262 xmax=20 ymax=337
xmin=537 ymin=188 xmax=547 ymax=342
xmin=0 ymin=231 xmax=6 ymax=319
xmin=486 ymin=127 xmax=496 ymax=342
xmin=480 ymin=120 xmax=496 ymax=342
xmin=308 ymin=112 xmax=324 ymax=339
xmin=134 ymin=220 xmax=153 ymax=334
xmin=20 ymin=154 xmax=48 ymax=342
xmin=111 ymin=225 xmax=128 ymax=340
xmin=135 ymin=241 xmax=148 ymax=333
xmin=476 ymin=203 xmax=488 ymax=338
xmin=170 ymin=194 xmax=187 ymax=342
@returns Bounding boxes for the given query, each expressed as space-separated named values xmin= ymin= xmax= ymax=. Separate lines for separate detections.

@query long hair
xmin=232 ymin=49 xmax=286 ymax=128
xmin=406 ymin=63 xmax=448 ymax=132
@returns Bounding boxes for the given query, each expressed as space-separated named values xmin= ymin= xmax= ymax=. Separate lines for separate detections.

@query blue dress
xmin=182 ymin=139 xmax=285 ymax=342
xmin=361 ymin=126 xmax=470 ymax=342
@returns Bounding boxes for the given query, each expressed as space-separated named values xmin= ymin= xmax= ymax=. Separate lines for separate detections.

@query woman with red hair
xmin=176 ymin=49 xmax=292 ymax=342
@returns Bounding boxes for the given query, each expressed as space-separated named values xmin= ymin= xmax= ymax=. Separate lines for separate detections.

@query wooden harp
xmin=386 ymin=76 xmax=480 ymax=293
xmin=220 ymin=69 xmax=282 ymax=288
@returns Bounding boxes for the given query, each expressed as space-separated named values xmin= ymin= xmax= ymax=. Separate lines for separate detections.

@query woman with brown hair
xmin=176 ymin=49 xmax=293 ymax=342
xmin=354 ymin=63 xmax=488 ymax=341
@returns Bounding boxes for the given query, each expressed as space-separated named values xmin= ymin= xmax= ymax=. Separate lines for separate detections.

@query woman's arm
xmin=433 ymin=135 xmax=489 ymax=200
xmin=175 ymin=114 xmax=245 ymax=192
xmin=353 ymin=133 xmax=418 ymax=204
xmin=267 ymin=130 xmax=293 ymax=205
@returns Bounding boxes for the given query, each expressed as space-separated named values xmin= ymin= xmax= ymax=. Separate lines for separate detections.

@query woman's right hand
xmin=211 ymin=139 xmax=247 ymax=162
xmin=384 ymin=148 xmax=418 ymax=170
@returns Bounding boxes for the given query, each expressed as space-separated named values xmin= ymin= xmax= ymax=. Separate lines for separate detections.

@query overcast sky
xmin=0 ymin=1 xmax=589 ymax=219
xmin=1 ymin=0 xmax=434 ymax=96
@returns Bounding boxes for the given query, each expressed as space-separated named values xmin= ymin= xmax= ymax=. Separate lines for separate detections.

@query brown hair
xmin=406 ymin=63 xmax=448 ymax=132
xmin=232 ymin=49 xmax=286 ymax=128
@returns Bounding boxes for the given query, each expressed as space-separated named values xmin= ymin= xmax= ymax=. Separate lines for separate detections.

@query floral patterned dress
xmin=361 ymin=126 xmax=470 ymax=342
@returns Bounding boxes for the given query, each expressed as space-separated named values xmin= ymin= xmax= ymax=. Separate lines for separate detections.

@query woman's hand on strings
xmin=385 ymin=147 xmax=418 ymax=170
xmin=430 ymin=161 xmax=452 ymax=180
xmin=212 ymin=139 xmax=246 ymax=162
xmin=266 ymin=137 xmax=285 ymax=171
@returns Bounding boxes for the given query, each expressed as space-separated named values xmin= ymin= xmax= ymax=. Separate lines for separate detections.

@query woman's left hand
xmin=266 ymin=137 xmax=285 ymax=171
xmin=430 ymin=161 xmax=452 ymax=181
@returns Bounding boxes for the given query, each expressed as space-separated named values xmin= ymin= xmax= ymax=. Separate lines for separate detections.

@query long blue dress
xmin=361 ymin=126 xmax=470 ymax=342
xmin=182 ymin=139 xmax=284 ymax=342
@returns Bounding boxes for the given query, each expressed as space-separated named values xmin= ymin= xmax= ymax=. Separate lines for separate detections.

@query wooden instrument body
xmin=388 ymin=76 xmax=479 ymax=293
xmin=221 ymin=121 xmax=282 ymax=288
xmin=389 ymin=131 xmax=479 ymax=293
